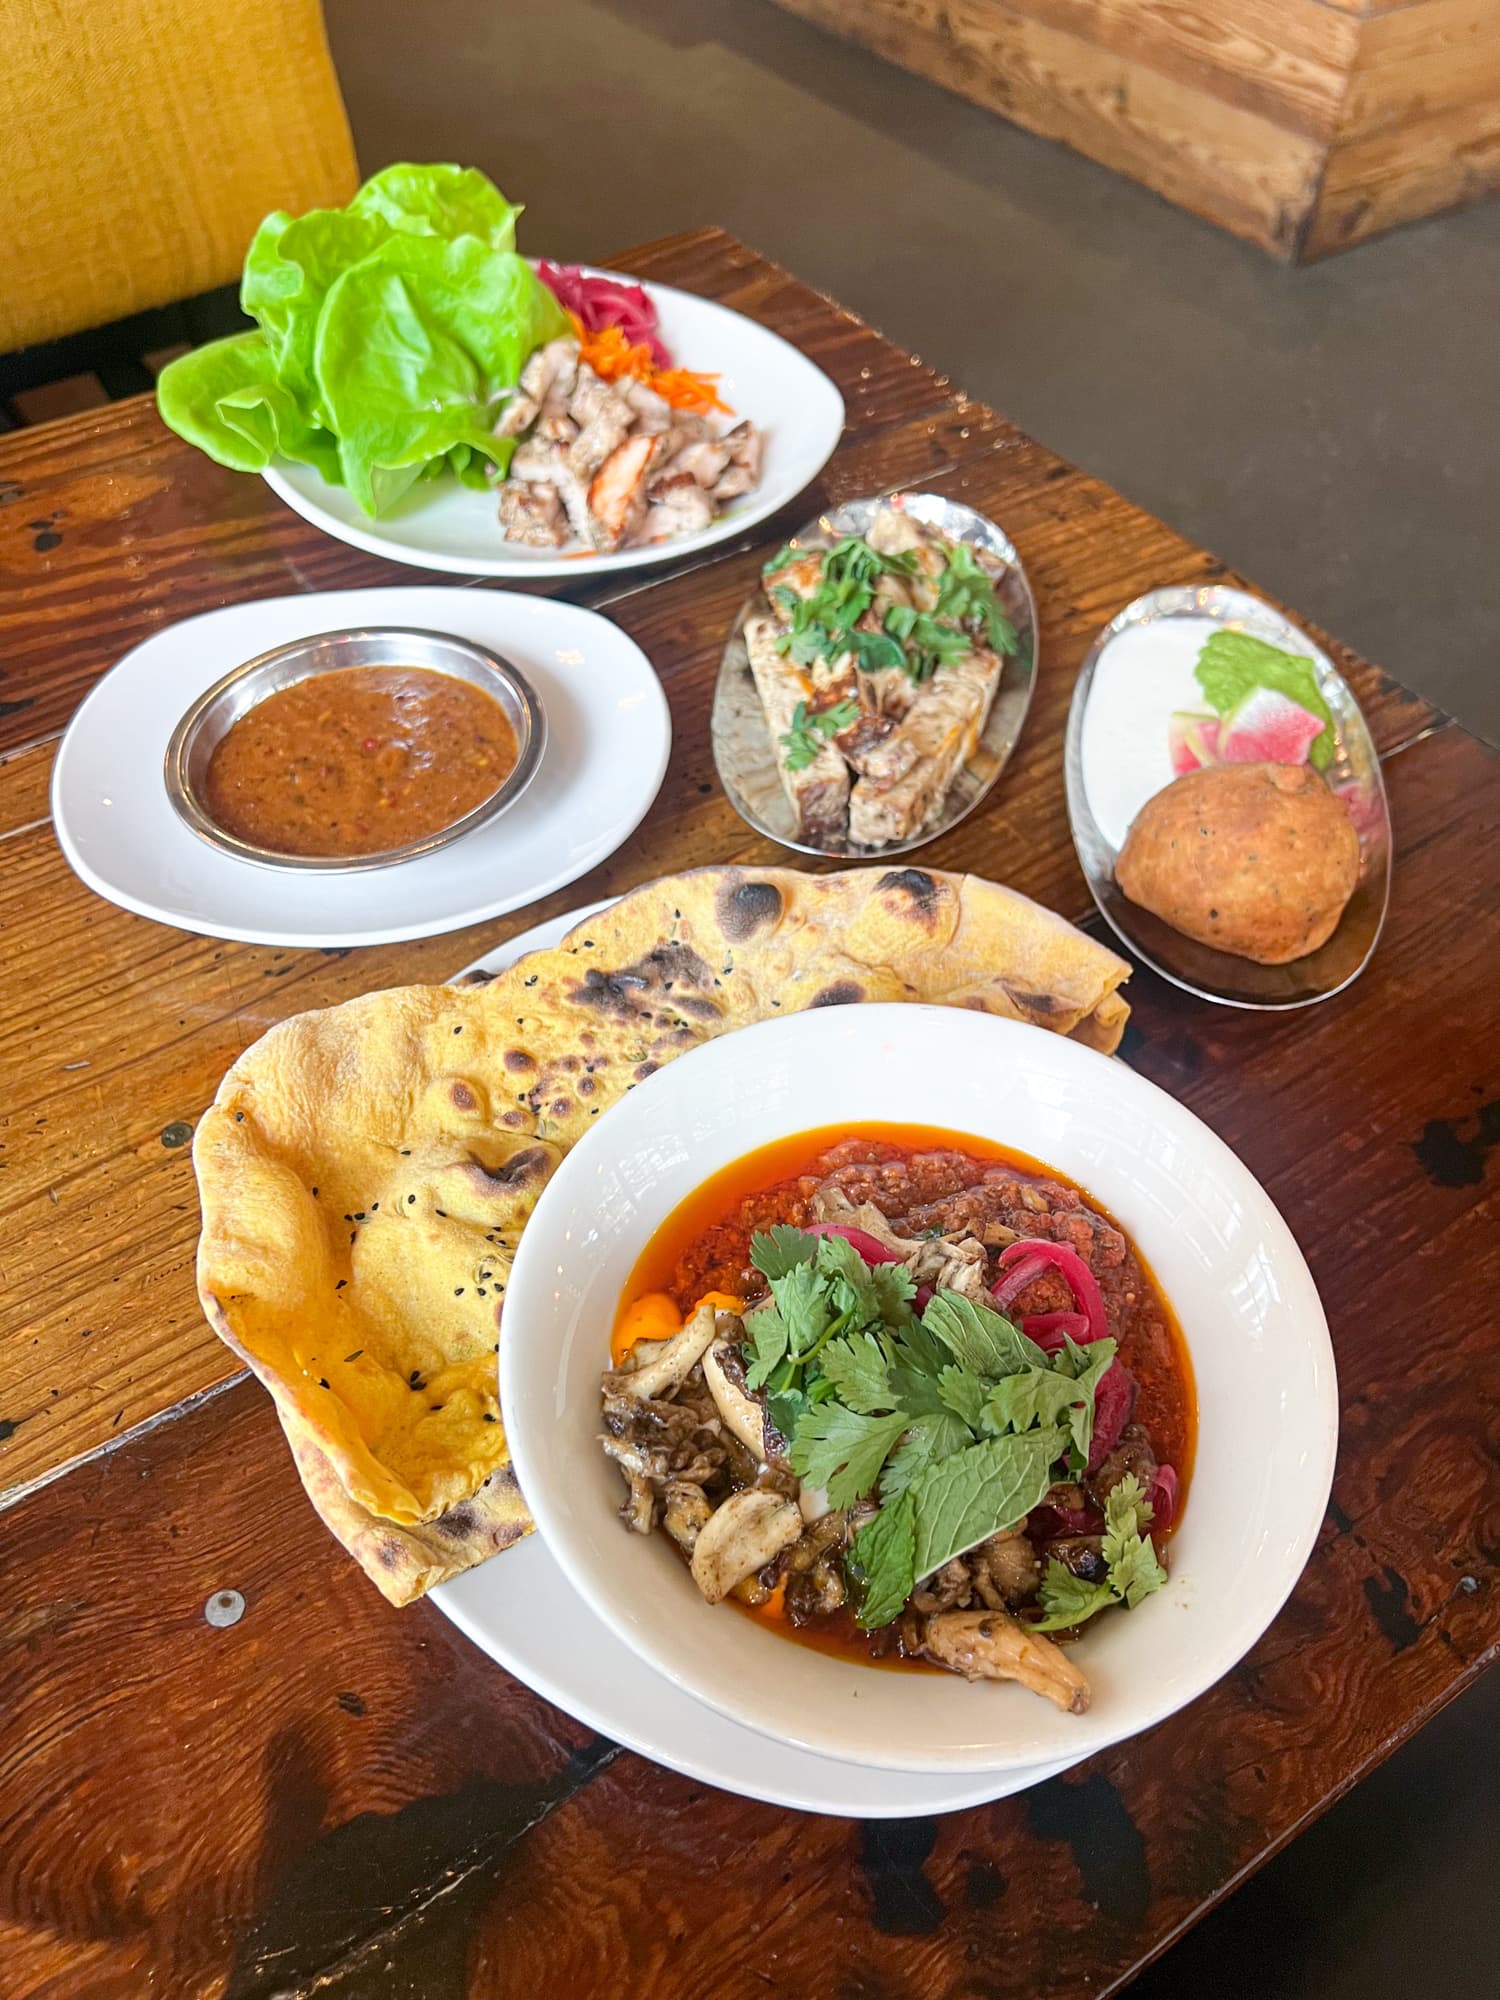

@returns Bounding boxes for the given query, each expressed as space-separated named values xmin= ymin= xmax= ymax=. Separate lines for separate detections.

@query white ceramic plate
xmin=430 ymin=904 xmax=1082 ymax=1816
xmin=264 ymin=274 xmax=845 ymax=578
xmin=51 ymin=587 xmax=670 ymax=948
xmin=503 ymin=1004 xmax=1338 ymax=1777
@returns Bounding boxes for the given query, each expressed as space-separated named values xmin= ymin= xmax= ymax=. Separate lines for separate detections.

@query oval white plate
xmin=264 ymin=274 xmax=845 ymax=578
xmin=503 ymin=1004 xmax=1338 ymax=1777
xmin=431 ymin=904 xmax=1082 ymax=1816
xmin=1065 ymin=585 xmax=1392 ymax=1009
xmin=51 ymin=586 xmax=671 ymax=949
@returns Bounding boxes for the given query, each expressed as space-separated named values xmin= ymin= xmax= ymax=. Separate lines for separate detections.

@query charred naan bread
xmin=195 ymin=865 xmax=1130 ymax=1602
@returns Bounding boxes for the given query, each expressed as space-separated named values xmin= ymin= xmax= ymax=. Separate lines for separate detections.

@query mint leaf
xmin=922 ymin=1292 xmax=1048 ymax=1377
xmin=1194 ymin=630 xmax=1335 ymax=771
xmin=937 ymin=1364 xmax=989 ymax=1430
xmin=820 ymin=1330 xmax=898 ymax=1415
xmin=750 ymin=1223 xmax=818 ymax=1280
xmin=790 ymin=1403 xmax=911 ymax=1506
xmin=743 ymin=1302 xmax=789 ymax=1391
xmin=909 ymin=1426 xmax=1066 ymax=1579
xmin=848 ymin=1489 xmax=917 ymax=1629
xmin=879 ymin=1410 xmax=974 ymax=1498
xmin=1034 ymin=1559 xmax=1116 ymax=1631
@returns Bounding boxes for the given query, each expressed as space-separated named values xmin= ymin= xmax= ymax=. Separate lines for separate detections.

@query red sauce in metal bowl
xmin=203 ymin=665 xmax=518 ymax=858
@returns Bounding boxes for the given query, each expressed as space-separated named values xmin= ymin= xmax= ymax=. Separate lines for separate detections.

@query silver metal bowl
xmin=1064 ymin=585 xmax=1392 ymax=1009
xmin=164 ymin=626 xmax=546 ymax=873
xmin=711 ymin=491 xmax=1038 ymax=858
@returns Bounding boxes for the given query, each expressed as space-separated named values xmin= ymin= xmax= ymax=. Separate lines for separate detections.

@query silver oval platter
xmin=711 ymin=491 xmax=1038 ymax=858
xmin=1065 ymin=584 xmax=1392 ymax=1009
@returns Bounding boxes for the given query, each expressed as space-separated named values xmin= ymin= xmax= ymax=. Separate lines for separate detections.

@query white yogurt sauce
xmin=1080 ymin=617 xmax=1227 ymax=851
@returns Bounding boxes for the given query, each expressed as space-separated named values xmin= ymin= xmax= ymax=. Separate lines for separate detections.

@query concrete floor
xmin=324 ymin=0 xmax=1500 ymax=746
xmin=322 ymin=3 xmax=1499 ymax=1993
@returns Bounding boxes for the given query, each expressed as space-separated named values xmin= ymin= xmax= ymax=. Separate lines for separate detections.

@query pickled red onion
xmin=537 ymin=261 xmax=670 ymax=367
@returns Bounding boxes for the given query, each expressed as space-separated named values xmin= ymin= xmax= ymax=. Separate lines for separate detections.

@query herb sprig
xmin=779 ymin=697 xmax=860 ymax=772
xmin=737 ymin=1229 xmax=1161 ymax=1631
xmin=1032 ymin=1475 xmax=1168 ymax=1630
xmin=762 ymin=532 xmax=1017 ymax=689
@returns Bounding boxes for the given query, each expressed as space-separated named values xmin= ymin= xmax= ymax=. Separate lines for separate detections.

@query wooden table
xmin=0 ymin=228 xmax=1494 ymax=2000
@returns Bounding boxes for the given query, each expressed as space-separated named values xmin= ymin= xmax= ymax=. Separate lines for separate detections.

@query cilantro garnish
xmin=766 ymin=531 xmax=1016 ymax=691
xmin=933 ymin=540 xmax=1019 ymax=655
xmin=761 ymin=542 xmax=799 ymax=577
xmin=748 ymin=1223 xmax=819 ymax=1279
xmin=732 ymin=1230 xmax=1141 ymax=1632
xmin=778 ymin=697 xmax=860 ymax=772
xmin=1033 ymin=1474 xmax=1168 ymax=1631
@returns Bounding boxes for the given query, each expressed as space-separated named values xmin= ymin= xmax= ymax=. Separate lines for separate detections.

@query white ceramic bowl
xmin=501 ymin=1006 xmax=1337 ymax=1775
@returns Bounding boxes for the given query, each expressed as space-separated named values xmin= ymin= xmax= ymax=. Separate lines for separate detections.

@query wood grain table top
xmin=0 ymin=226 xmax=1494 ymax=2000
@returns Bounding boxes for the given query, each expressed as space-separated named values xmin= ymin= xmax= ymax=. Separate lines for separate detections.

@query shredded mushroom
xmin=689 ymin=1489 xmax=803 ymax=1604
xmin=603 ymin=1302 xmax=717 ymax=1401
xmin=920 ymin=1610 xmax=1091 ymax=1714
xmin=701 ymin=1339 xmax=767 ymax=1460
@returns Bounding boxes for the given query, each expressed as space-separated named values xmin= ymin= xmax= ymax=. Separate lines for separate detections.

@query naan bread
xmin=195 ymin=865 xmax=1129 ymax=1602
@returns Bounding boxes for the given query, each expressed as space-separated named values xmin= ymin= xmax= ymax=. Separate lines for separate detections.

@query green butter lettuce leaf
xmin=349 ymin=162 xmax=521 ymax=249
xmin=1194 ymin=630 xmax=1336 ymax=771
xmin=314 ymin=235 xmax=566 ymax=515
xmin=789 ymin=1404 xmax=911 ymax=1507
xmin=910 ymin=1426 xmax=1066 ymax=1580
xmin=155 ymin=333 xmax=341 ymax=480
xmin=157 ymin=162 xmax=564 ymax=515
xmin=849 ymin=1489 xmax=917 ymax=1630
xmin=241 ymin=208 xmax=393 ymax=419
xmin=922 ymin=1292 xmax=1048 ymax=1377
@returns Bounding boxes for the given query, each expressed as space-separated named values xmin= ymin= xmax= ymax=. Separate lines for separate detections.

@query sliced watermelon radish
xmin=1168 ymin=712 xmax=1221 ymax=775
xmin=1218 ymin=686 xmax=1326 ymax=766
xmin=1333 ymin=778 xmax=1381 ymax=844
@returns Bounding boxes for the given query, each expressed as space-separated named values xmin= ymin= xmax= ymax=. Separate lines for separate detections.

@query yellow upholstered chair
xmin=3 ymin=0 xmax=358 ymax=354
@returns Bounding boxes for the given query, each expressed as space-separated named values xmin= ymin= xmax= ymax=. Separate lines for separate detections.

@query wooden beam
xmin=766 ymin=0 xmax=1500 ymax=260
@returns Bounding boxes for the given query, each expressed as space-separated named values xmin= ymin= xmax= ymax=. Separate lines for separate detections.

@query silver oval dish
xmin=164 ymin=626 xmax=546 ymax=873
xmin=711 ymin=491 xmax=1038 ymax=858
xmin=1064 ymin=584 xmax=1392 ymax=1010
